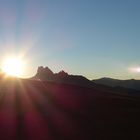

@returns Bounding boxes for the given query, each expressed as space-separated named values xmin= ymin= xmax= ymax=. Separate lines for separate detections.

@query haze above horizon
xmin=0 ymin=0 xmax=140 ymax=80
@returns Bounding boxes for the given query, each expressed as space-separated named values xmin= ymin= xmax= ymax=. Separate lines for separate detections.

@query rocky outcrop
xmin=37 ymin=66 xmax=54 ymax=76
xmin=32 ymin=66 xmax=94 ymax=87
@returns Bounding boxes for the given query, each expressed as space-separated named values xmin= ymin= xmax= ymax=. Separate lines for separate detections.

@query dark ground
xmin=0 ymin=77 xmax=140 ymax=140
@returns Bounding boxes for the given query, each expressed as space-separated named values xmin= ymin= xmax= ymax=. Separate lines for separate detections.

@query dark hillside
xmin=0 ymin=77 xmax=140 ymax=139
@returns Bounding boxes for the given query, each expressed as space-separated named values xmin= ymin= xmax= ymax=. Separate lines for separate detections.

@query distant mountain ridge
xmin=32 ymin=66 xmax=94 ymax=87
xmin=93 ymin=77 xmax=140 ymax=91
xmin=31 ymin=67 xmax=140 ymax=91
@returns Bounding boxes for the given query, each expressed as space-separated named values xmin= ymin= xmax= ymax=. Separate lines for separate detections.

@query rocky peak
xmin=57 ymin=70 xmax=68 ymax=77
xmin=32 ymin=66 xmax=93 ymax=87
xmin=37 ymin=66 xmax=54 ymax=76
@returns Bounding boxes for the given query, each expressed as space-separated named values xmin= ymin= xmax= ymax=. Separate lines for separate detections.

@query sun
xmin=129 ymin=67 xmax=140 ymax=73
xmin=2 ymin=57 xmax=25 ymax=77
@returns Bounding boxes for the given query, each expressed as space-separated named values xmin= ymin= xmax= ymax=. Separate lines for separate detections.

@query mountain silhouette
xmin=32 ymin=67 xmax=140 ymax=92
xmin=32 ymin=66 xmax=94 ymax=87
xmin=93 ymin=77 xmax=140 ymax=91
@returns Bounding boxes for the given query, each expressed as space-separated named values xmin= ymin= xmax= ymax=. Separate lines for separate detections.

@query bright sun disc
xmin=2 ymin=57 xmax=25 ymax=77
xmin=129 ymin=67 xmax=140 ymax=73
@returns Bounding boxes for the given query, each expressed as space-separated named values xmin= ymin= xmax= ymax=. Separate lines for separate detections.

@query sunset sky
xmin=0 ymin=0 xmax=140 ymax=79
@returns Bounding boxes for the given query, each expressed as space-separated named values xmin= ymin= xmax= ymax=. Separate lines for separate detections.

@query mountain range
xmin=32 ymin=66 xmax=140 ymax=91
xmin=32 ymin=66 xmax=94 ymax=87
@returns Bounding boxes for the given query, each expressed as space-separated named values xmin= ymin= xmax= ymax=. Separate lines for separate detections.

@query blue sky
xmin=0 ymin=0 xmax=140 ymax=79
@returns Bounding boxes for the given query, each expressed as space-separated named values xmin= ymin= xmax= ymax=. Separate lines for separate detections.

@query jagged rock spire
xmin=37 ymin=66 xmax=54 ymax=76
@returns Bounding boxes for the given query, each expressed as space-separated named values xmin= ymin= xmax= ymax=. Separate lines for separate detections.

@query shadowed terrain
xmin=93 ymin=77 xmax=140 ymax=91
xmin=0 ymin=75 xmax=140 ymax=140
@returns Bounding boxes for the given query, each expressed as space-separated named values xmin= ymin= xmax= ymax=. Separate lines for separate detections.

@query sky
xmin=0 ymin=0 xmax=140 ymax=79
